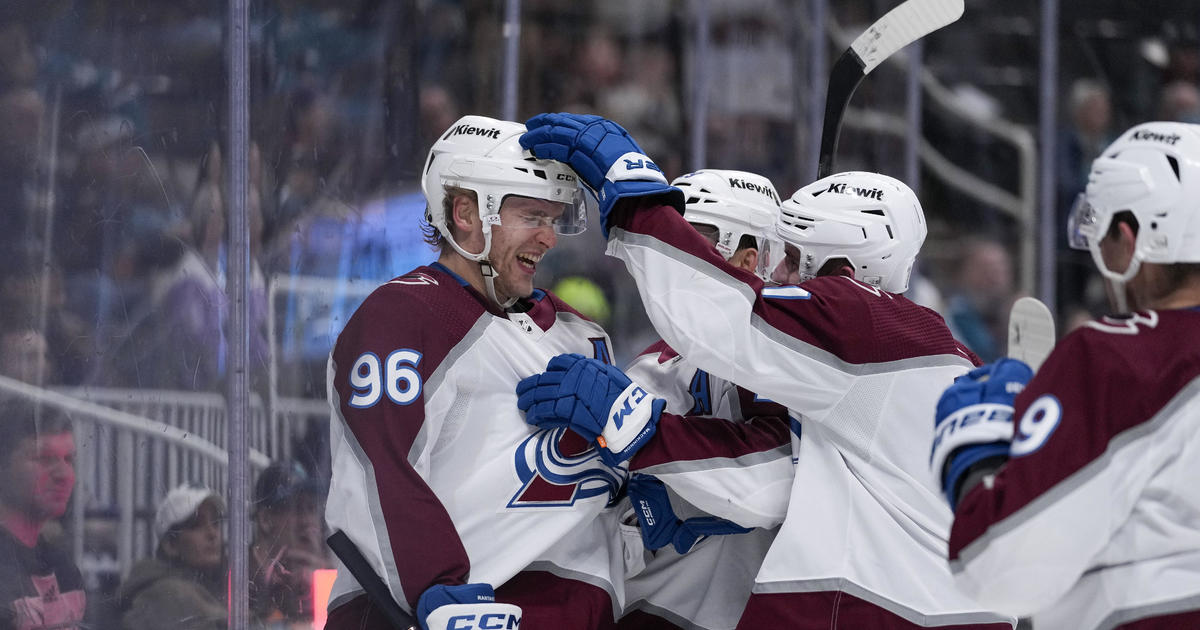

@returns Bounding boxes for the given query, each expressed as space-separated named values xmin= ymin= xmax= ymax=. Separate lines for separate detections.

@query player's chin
xmin=504 ymin=267 xmax=536 ymax=292
xmin=496 ymin=277 xmax=534 ymax=302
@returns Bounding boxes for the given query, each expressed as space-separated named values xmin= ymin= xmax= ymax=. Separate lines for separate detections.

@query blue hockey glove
xmin=627 ymin=475 xmax=751 ymax=555
xmin=516 ymin=353 xmax=665 ymax=467
xmin=520 ymin=112 xmax=684 ymax=236
xmin=931 ymin=358 xmax=1034 ymax=509
xmin=416 ymin=583 xmax=521 ymax=630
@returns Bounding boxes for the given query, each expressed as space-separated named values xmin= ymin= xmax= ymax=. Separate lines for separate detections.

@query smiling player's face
xmin=488 ymin=196 xmax=565 ymax=303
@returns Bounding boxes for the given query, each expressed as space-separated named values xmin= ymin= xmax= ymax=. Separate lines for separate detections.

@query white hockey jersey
xmin=950 ymin=309 xmax=1200 ymax=629
xmin=606 ymin=202 xmax=1014 ymax=628
xmin=620 ymin=342 xmax=786 ymax=630
xmin=324 ymin=263 xmax=627 ymax=629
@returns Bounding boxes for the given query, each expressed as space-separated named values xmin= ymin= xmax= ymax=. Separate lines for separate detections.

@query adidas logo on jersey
xmin=446 ymin=123 xmax=502 ymax=140
xmin=824 ymin=182 xmax=884 ymax=200
xmin=1130 ymin=129 xmax=1182 ymax=145
xmin=728 ymin=178 xmax=780 ymax=202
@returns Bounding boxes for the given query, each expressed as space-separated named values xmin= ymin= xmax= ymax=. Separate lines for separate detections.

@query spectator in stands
xmin=0 ymin=397 xmax=85 ymax=630
xmin=101 ymin=141 xmax=269 ymax=392
xmin=0 ymin=86 xmax=44 ymax=257
xmin=1159 ymin=80 xmax=1200 ymax=123
xmin=0 ymin=326 xmax=51 ymax=386
xmin=0 ymin=246 xmax=94 ymax=386
xmin=945 ymin=237 xmax=1016 ymax=362
xmin=249 ymin=461 xmax=329 ymax=627
xmin=118 ymin=484 xmax=228 ymax=630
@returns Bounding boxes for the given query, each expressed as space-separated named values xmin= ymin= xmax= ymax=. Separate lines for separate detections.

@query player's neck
xmin=1146 ymin=287 xmax=1200 ymax=311
xmin=437 ymin=250 xmax=511 ymax=309
xmin=0 ymin=505 xmax=44 ymax=547
xmin=438 ymin=251 xmax=485 ymax=291
xmin=1132 ymin=266 xmax=1200 ymax=311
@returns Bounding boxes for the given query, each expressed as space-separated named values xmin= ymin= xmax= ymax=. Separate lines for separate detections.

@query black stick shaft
xmin=327 ymin=531 xmax=419 ymax=630
xmin=817 ymin=48 xmax=867 ymax=178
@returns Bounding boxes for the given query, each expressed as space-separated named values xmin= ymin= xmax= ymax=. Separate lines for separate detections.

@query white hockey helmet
xmin=672 ymin=169 xmax=785 ymax=281
xmin=1068 ymin=121 xmax=1200 ymax=286
xmin=422 ymin=115 xmax=588 ymax=264
xmin=776 ymin=171 xmax=926 ymax=293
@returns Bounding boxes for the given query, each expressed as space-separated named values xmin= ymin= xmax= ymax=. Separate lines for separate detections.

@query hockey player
xmin=515 ymin=112 xmax=1015 ymax=629
xmin=618 ymin=169 xmax=789 ymax=630
xmin=932 ymin=120 xmax=1200 ymax=628
xmin=324 ymin=115 xmax=630 ymax=630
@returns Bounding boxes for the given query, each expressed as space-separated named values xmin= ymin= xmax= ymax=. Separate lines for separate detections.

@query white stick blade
xmin=1007 ymin=297 xmax=1056 ymax=372
xmin=851 ymin=0 xmax=965 ymax=73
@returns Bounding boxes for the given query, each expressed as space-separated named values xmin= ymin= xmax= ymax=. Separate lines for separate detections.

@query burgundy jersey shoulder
xmin=523 ymin=287 xmax=606 ymax=331
xmin=1030 ymin=309 xmax=1200 ymax=445
xmin=636 ymin=339 xmax=680 ymax=364
xmin=951 ymin=309 xmax=1200 ymax=558
xmin=759 ymin=274 xmax=976 ymax=365
xmin=333 ymin=265 xmax=486 ymax=381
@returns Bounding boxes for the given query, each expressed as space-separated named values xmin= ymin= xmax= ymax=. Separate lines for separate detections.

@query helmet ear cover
xmin=777 ymin=171 xmax=927 ymax=293
xmin=672 ymin=169 xmax=785 ymax=282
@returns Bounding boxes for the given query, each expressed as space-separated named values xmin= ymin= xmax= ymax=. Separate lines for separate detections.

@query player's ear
xmin=451 ymin=194 xmax=480 ymax=232
xmin=730 ymin=247 xmax=759 ymax=274
xmin=816 ymin=256 xmax=855 ymax=280
xmin=1101 ymin=218 xmax=1138 ymax=275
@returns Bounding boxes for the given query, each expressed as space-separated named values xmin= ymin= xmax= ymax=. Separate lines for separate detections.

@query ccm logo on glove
xmin=438 ymin=613 xmax=520 ymax=630
xmin=611 ymin=386 xmax=647 ymax=428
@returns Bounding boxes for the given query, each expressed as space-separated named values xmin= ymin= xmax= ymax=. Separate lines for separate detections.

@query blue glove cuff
xmin=627 ymin=475 xmax=680 ymax=551
xmin=417 ymin=583 xmax=496 ymax=629
xmin=672 ymin=517 xmax=753 ymax=554
xmin=943 ymin=442 xmax=1010 ymax=510
xmin=598 ymin=181 xmax=685 ymax=237
xmin=599 ymin=397 xmax=664 ymax=467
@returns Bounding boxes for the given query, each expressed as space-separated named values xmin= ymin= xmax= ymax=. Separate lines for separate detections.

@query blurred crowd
xmin=2 ymin=1 xmax=1200 ymax=627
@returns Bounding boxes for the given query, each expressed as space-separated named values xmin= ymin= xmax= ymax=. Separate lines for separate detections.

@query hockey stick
xmin=1007 ymin=296 xmax=1056 ymax=372
xmin=326 ymin=531 xmax=419 ymax=630
xmin=817 ymin=0 xmax=965 ymax=177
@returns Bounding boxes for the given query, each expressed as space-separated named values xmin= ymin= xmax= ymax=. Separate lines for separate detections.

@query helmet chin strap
xmin=480 ymin=260 xmax=518 ymax=309
xmin=1092 ymin=246 xmax=1141 ymax=315
xmin=441 ymin=216 xmax=518 ymax=310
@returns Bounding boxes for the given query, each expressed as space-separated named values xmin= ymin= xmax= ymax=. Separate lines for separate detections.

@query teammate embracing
xmin=514 ymin=112 xmax=1015 ymax=629
xmin=933 ymin=121 xmax=1200 ymax=628
xmin=324 ymin=115 xmax=628 ymax=630
xmin=617 ymin=169 xmax=789 ymax=630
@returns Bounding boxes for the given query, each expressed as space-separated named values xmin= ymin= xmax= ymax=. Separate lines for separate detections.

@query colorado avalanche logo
xmin=508 ymin=427 xmax=627 ymax=509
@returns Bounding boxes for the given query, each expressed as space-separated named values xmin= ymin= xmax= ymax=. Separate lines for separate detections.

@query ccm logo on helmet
xmin=823 ymin=182 xmax=884 ymax=200
xmin=1130 ymin=129 xmax=1182 ymax=145
xmin=445 ymin=124 xmax=502 ymax=140
xmin=728 ymin=178 xmax=779 ymax=202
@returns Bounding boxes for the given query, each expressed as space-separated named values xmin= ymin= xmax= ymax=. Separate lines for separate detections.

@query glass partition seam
xmin=226 ymin=0 xmax=251 ymax=627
